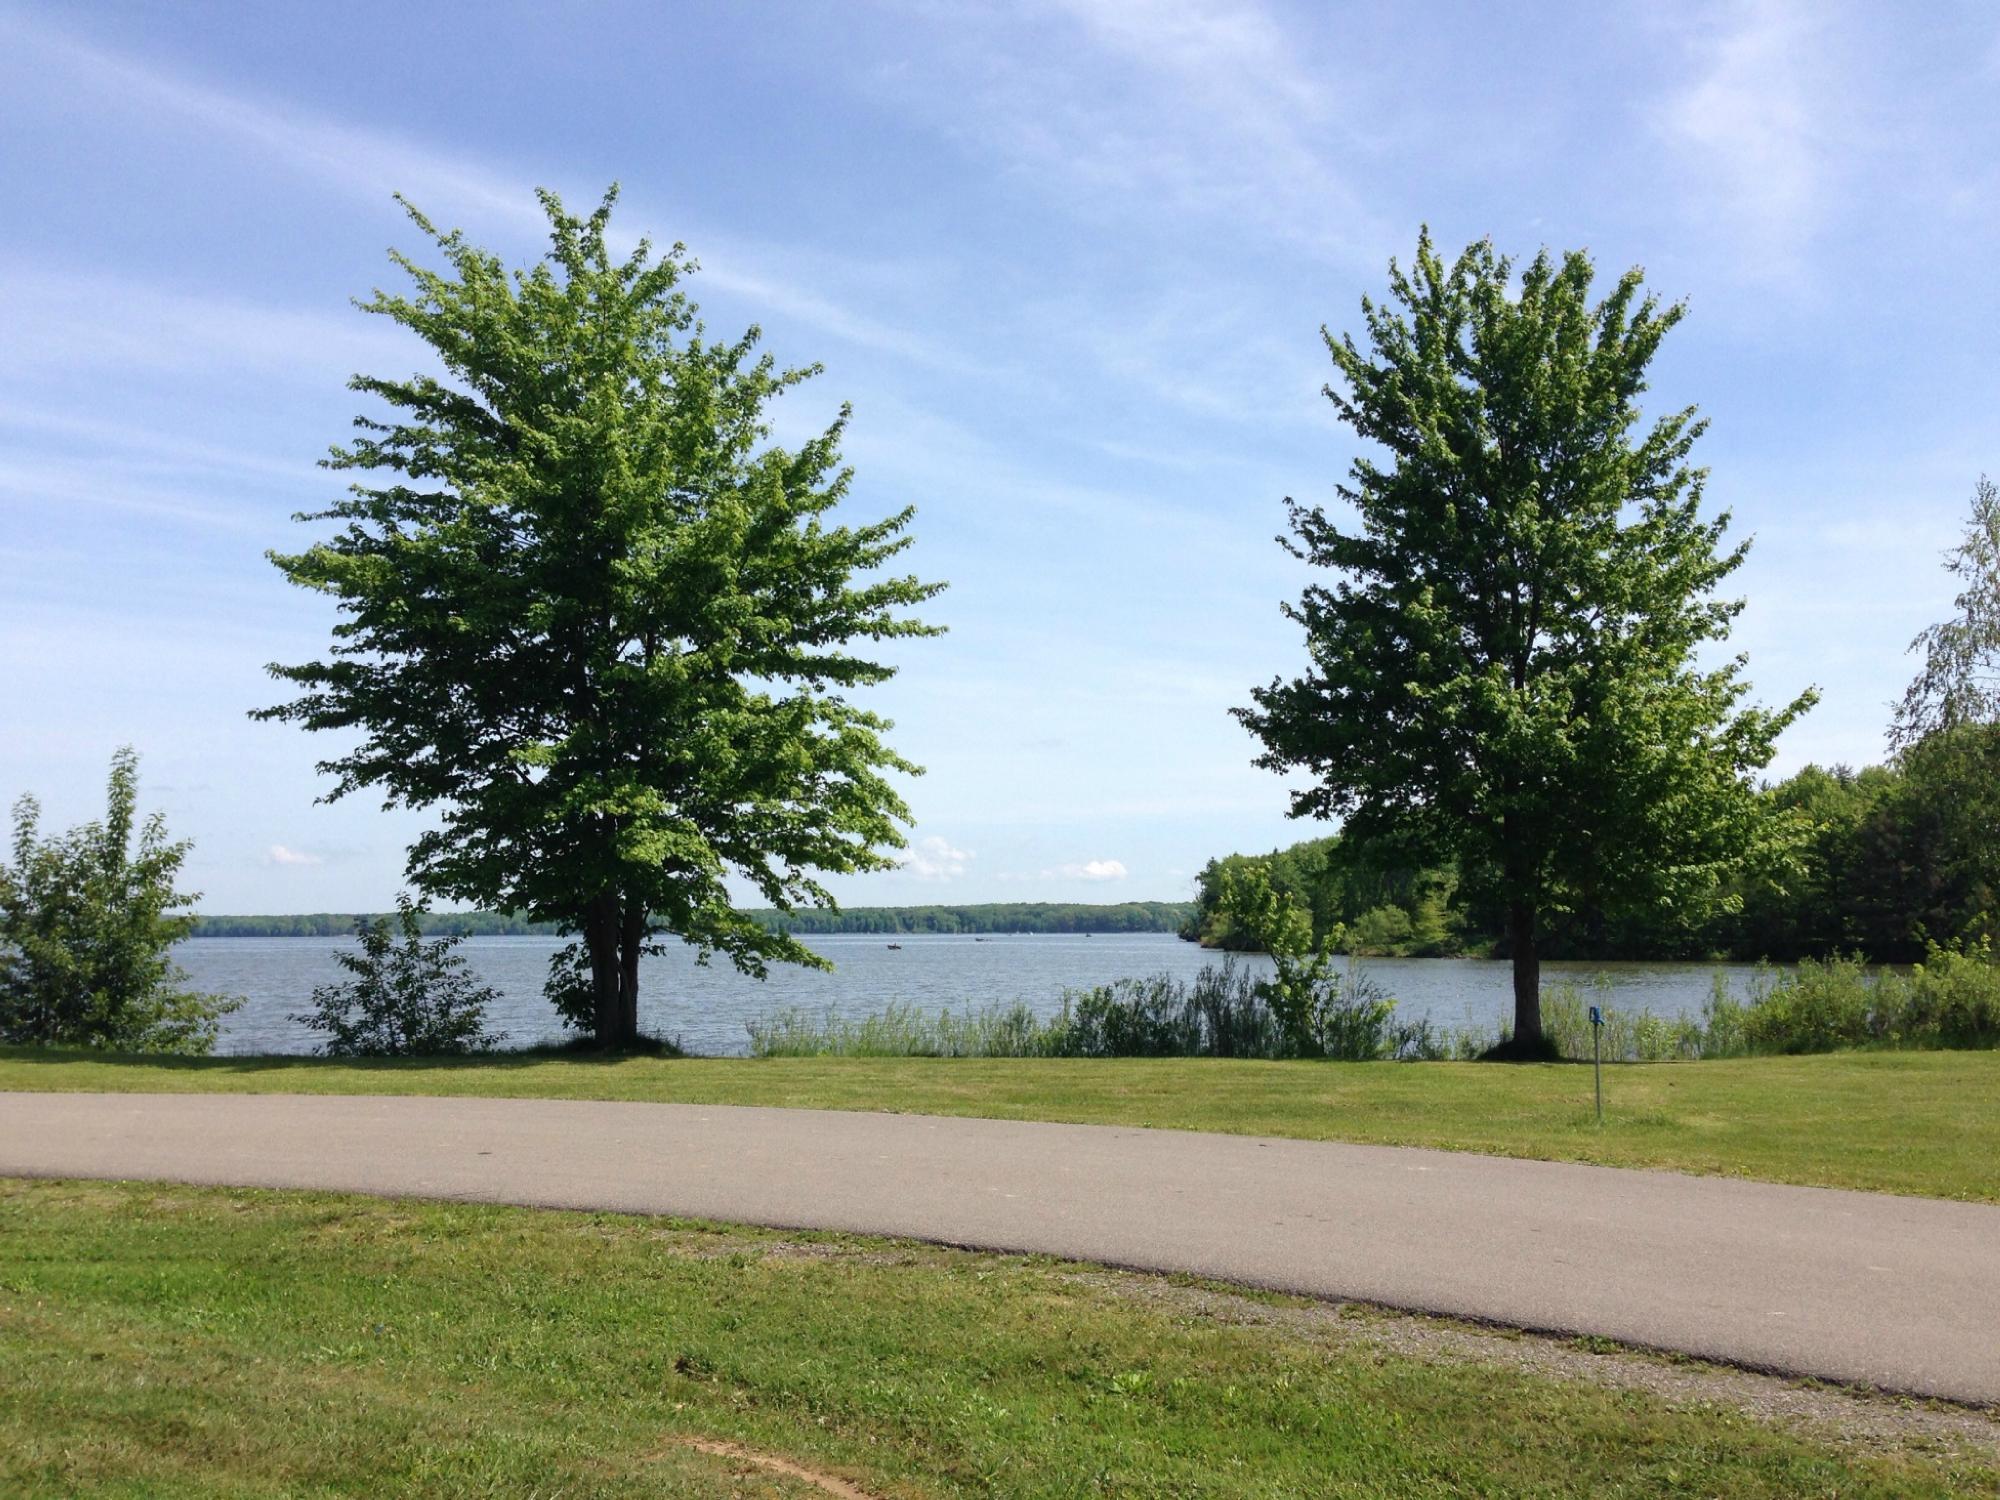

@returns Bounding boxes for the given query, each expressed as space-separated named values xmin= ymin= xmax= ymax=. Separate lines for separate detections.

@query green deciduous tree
xmin=1238 ymin=232 xmax=1812 ymax=1052
xmin=1893 ymin=476 xmax=2000 ymax=747
xmin=1856 ymin=726 xmax=2000 ymax=954
xmin=258 ymin=188 xmax=942 ymax=1047
xmin=0 ymin=748 xmax=239 ymax=1053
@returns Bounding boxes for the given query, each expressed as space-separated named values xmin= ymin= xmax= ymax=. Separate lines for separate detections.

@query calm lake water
xmin=180 ymin=933 xmax=1763 ymax=1057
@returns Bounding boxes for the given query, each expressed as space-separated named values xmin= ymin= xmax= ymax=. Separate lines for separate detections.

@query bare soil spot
xmin=662 ymin=1436 xmax=884 ymax=1499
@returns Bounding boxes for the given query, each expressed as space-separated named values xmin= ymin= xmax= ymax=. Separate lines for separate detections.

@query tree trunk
xmin=1508 ymin=898 xmax=1542 ymax=1047
xmin=586 ymin=894 xmax=628 ymax=1047
xmin=618 ymin=899 xmax=645 ymax=1043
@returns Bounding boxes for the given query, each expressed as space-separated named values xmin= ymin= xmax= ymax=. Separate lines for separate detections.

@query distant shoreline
xmin=190 ymin=901 xmax=1197 ymax=940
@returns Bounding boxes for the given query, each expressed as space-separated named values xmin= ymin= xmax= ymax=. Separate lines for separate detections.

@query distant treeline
xmin=753 ymin=902 xmax=1194 ymax=935
xmin=193 ymin=911 xmax=561 ymax=938
xmin=193 ymin=901 xmax=1195 ymax=940
xmin=1187 ymin=725 xmax=2000 ymax=965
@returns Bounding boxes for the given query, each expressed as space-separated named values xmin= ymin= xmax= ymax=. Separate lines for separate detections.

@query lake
xmin=179 ymin=933 xmax=1764 ymax=1057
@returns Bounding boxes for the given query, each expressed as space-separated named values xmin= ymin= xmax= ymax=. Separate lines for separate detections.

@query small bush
xmin=1054 ymin=962 xmax=1383 ymax=1060
xmin=293 ymin=896 xmax=500 ymax=1057
xmin=1537 ymin=982 xmax=1707 ymax=1062
xmin=1737 ymin=955 xmax=1877 ymax=1054
xmin=1053 ymin=974 xmax=1206 ymax=1058
xmin=1183 ymin=962 xmax=1284 ymax=1057
xmin=1893 ymin=939 xmax=2000 ymax=1048
xmin=1294 ymin=970 xmax=1401 ymax=1060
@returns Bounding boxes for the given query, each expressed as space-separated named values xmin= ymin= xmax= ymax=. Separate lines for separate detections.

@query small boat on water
xmin=886 ymin=942 xmax=903 ymax=950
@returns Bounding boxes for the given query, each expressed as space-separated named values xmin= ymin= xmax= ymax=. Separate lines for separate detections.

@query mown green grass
xmin=4 ymin=1046 xmax=1996 ymax=1201
xmin=2 ymin=1179 xmax=1991 ymax=1497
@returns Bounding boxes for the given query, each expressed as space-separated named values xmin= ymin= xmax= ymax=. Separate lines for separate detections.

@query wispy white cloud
xmin=1655 ymin=0 xmax=1837 ymax=276
xmin=7 ymin=8 xmax=539 ymax=231
xmin=899 ymin=834 xmax=973 ymax=880
xmin=0 ymin=457 xmax=275 ymax=531
xmin=856 ymin=0 xmax=1380 ymax=426
xmin=875 ymin=0 xmax=1385 ymax=260
xmin=1044 ymin=857 xmax=1127 ymax=881
xmin=0 ymin=402 xmax=320 ymax=485
xmin=266 ymin=844 xmax=323 ymax=866
xmin=7 ymin=9 xmax=957 ymax=368
xmin=839 ymin=388 xmax=1299 ymax=573
xmin=0 ymin=263 xmax=411 ymax=382
xmin=1055 ymin=289 xmax=1341 ymax=432
xmin=689 ymin=260 xmax=975 ymax=374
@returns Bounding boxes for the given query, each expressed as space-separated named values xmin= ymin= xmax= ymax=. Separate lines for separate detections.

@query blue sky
xmin=2 ymin=0 xmax=1996 ymax=912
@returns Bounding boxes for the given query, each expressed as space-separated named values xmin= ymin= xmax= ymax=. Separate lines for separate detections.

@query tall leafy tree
xmin=1238 ymin=232 xmax=1812 ymax=1051
xmin=1856 ymin=727 xmax=2000 ymax=954
xmin=1892 ymin=475 xmax=2000 ymax=746
xmin=0 ymin=748 xmax=239 ymax=1053
xmin=259 ymin=188 xmax=942 ymax=1047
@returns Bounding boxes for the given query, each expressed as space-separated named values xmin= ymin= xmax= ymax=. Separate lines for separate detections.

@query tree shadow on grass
xmin=0 ymin=1034 xmax=687 ymax=1079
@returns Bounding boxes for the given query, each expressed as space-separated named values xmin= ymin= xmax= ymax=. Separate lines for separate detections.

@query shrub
xmin=1183 ymin=962 xmax=1284 ymax=1057
xmin=0 ymin=748 xmax=239 ymax=1054
xmin=293 ymin=896 xmax=500 ymax=1057
xmin=1058 ymin=962 xmax=1404 ymax=1060
xmin=1737 ymin=954 xmax=1876 ymax=1054
xmin=1053 ymin=974 xmax=1206 ymax=1058
xmin=1290 ymin=969 xmax=1401 ymax=1060
xmin=1893 ymin=939 xmax=2000 ymax=1048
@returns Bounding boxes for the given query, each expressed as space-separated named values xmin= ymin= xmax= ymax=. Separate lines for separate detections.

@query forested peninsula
xmin=192 ymin=901 xmax=1196 ymax=940
xmin=1186 ymin=726 xmax=2000 ymax=965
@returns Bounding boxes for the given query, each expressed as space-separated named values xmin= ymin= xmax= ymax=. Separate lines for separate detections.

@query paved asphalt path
xmin=3 ymin=1090 xmax=1996 ymax=1405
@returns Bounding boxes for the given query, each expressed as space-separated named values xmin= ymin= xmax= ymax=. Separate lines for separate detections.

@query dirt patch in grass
xmin=662 ymin=1436 xmax=884 ymax=1498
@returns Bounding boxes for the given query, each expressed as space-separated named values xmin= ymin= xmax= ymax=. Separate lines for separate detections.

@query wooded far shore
xmin=188 ymin=902 xmax=1198 ymax=939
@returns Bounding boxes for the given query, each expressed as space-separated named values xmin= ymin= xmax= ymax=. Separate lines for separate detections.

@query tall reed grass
xmin=745 ymin=943 xmax=2000 ymax=1062
xmin=745 ymin=1002 xmax=1053 ymax=1058
xmin=746 ymin=960 xmax=1450 ymax=1060
xmin=1483 ymin=941 xmax=2000 ymax=1061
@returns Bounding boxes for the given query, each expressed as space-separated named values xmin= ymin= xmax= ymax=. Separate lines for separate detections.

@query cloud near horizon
xmin=899 ymin=835 xmax=973 ymax=880
xmin=265 ymin=844 xmax=323 ymax=866
xmin=1045 ymin=858 xmax=1128 ymax=882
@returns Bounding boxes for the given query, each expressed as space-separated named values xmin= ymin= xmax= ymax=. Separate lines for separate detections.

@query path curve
xmin=3 ymin=1090 xmax=1995 ymax=1405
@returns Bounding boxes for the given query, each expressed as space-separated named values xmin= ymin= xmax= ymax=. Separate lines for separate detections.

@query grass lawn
xmin=3 ymin=1045 xmax=1996 ymax=1202
xmin=2 ymin=1179 xmax=1992 ymax=1497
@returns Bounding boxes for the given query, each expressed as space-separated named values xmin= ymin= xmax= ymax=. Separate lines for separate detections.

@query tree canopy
xmin=1893 ymin=475 xmax=2000 ymax=746
xmin=258 ymin=187 xmax=942 ymax=1046
xmin=1238 ymin=231 xmax=1812 ymax=1050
